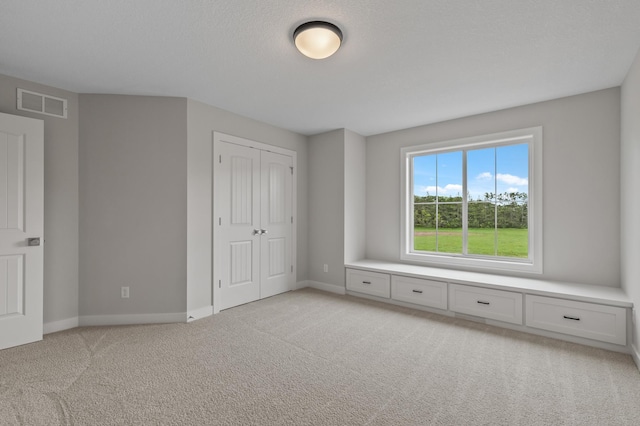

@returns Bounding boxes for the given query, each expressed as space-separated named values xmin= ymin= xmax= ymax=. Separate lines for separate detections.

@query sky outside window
xmin=413 ymin=151 xmax=462 ymax=198
xmin=413 ymin=144 xmax=528 ymax=200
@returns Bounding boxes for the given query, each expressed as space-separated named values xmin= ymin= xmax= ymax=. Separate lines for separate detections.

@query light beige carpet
xmin=1 ymin=288 xmax=640 ymax=425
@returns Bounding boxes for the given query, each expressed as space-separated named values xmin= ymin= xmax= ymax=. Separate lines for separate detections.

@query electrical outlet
xmin=323 ymin=264 xmax=328 ymax=273
xmin=121 ymin=286 xmax=130 ymax=299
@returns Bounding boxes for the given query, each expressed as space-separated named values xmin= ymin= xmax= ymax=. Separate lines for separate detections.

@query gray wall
xmin=1 ymin=71 xmax=629 ymax=328
xmin=308 ymin=129 xmax=345 ymax=287
xmin=344 ymin=129 xmax=366 ymax=263
xmin=186 ymin=99 xmax=309 ymax=313
xmin=621 ymin=48 xmax=640 ymax=354
xmin=79 ymin=95 xmax=188 ymax=316
xmin=0 ymin=82 xmax=309 ymax=320
xmin=366 ymin=89 xmax=621 ymax=286
xmin=0 ymin=74 xmax=79 ymax=326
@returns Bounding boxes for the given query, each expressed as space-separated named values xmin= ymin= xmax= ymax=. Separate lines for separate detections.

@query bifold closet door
xmin=218 ymin=142 xmax=261 ymax=310
xmin=217 ymin=142 xmax=292 ymax=310
xmin=260 ymin=150 xmax=292 ymax=299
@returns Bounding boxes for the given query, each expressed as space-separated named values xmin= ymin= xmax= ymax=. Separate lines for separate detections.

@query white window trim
xmin=400 ymin=127 xmax=543 ymax=274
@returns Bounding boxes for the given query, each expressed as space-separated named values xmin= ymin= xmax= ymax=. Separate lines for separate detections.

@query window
xmin=401 ymin=127 xmax=542 ymax=273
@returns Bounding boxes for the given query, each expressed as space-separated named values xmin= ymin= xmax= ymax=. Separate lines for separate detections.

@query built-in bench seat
xmin=344 ymin=259 xmax=632 ymax=352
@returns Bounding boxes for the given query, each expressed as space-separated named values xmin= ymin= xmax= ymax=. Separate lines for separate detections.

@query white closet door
xmin=217 ymin=142 xmax=261 ymax=310
xmin=260 ymin=150 xmax=292 ymax=299
xmin=214 ymin=134 xmax=295 ymax=311
xmin=0 ymin=112 xmax=44 ymax=350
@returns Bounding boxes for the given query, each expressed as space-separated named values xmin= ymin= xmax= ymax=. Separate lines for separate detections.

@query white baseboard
xmin=306 ymin=280 xmax=346 ymax=295
xmin=187 ymin=305 xmax=213 ymax=322
xmin=631 ymin=343 xmax=640 ymax=371
xmin=295 ymin=280 xmax=310 ymax=290
xmin=79 ymin=312 xmax=185 ymax=327
xmin=44 ymin=317 xmax=79 ymax=334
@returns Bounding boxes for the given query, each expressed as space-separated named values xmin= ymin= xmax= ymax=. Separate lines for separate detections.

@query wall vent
xmin=17 ymin=88 xmax=68 ymax=119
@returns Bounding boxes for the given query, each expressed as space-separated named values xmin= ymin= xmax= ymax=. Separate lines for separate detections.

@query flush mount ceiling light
xmin=293 ymin=21 xmax=343 ymax=59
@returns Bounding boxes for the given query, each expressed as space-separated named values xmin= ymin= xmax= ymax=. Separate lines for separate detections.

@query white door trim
xmin=212 ymin=132 xmax=297 ymax=314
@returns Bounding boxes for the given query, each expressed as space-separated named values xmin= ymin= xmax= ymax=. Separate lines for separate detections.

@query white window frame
xmin=400 ymin=127 xmax=543 ymax=274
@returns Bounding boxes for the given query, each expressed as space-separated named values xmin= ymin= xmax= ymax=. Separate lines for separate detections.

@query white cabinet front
xmin=525 ymin=295 xmax=626 ymax=345
xmin=449 ymin=284 xmax=523 ymax=325
xmin=391 ymin=275 xmax=447 ymax=310
xmin=346 ymin=269 xmax=390 ymax=298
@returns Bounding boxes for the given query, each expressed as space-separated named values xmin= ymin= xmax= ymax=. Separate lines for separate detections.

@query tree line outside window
xmin=413 ymin=191 xmax=528 ymax=229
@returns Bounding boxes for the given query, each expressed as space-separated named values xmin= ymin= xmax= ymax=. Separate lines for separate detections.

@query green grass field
xmin=414 ymin=227 xmax=528 ymax=258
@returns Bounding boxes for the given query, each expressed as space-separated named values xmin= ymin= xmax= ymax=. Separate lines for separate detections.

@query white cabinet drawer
xmin=391 ymin=275 xmax=447 ymax=310
xmin=346 ymin=269 xmax=390 ymax=298
xmin=449 ymin=284 xmax=523 ymax=325
xmin=525 ymin=295 xmax=626 ymax=345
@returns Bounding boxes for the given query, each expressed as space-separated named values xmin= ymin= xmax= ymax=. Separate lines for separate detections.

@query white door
xmin=215 ymin=135 xmax=294 ymax=311
xmin=0 ymin=112 xmax=44 ymax=350
xmin=217 ymin=142 xmax=261 ymax=310
xmin=260 ymin=150 xmax=292 ymax=299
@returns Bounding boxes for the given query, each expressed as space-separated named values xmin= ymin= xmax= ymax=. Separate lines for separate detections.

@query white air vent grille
xmin=17 ymin=88 xmax=67 ymax=118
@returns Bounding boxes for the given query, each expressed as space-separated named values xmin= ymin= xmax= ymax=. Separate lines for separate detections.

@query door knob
xmin=260 ymin=229 xmax=268 ymax=235
xmin=253 ymin=229 xmax=261 ymax=235
xmin=27 ymin=237 xmax=41 ymax=246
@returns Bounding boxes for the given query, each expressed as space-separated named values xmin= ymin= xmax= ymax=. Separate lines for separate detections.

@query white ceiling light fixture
xmin=293 ymin=21 xmax=343 ymax=59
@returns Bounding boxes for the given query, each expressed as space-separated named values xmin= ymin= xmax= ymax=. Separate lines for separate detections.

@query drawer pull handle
xmin=563 ymin=315 xmax=580 ymax=321
xmin=412 ymin=289 xmax=423 ymax=294
xmin=477 ymin=301 xmax=490 ymax=305
xmin=362 ymin=281 xmax=372 ymax=285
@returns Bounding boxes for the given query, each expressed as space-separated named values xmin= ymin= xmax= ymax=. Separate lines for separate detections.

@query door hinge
xmin=219 ymin=217 xmax=222 ymax=226
xmin=219 ymin=155 xmax=222 ymax=163
xmin=219 ymin=280 xmax=221 ymax=288
xmin=291 ymin=265 xmax=294 ymax=273
xmin=290 ymin=166 xmax=294 ymax=175
xmin=291 ymin=216 xmax=293 ymax=224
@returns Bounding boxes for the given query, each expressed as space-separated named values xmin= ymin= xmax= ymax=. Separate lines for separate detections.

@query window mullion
xmin=462 ymin=150 xmax=468 ymax=255
xmin=409 ymin=155 xmax=415 ymax=253
xmin=435 ymin=154 xmax=439 ymax=252
xmin=494 ymin=147 xmax=498 ymax=256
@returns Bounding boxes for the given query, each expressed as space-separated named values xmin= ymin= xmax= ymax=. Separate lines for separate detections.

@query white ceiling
xmin=2 ymin=0 xmax=640 ymax=136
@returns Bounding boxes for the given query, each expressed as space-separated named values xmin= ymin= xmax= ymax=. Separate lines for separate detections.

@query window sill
xmin=401 ymin=251 xmax=541 ymax=274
